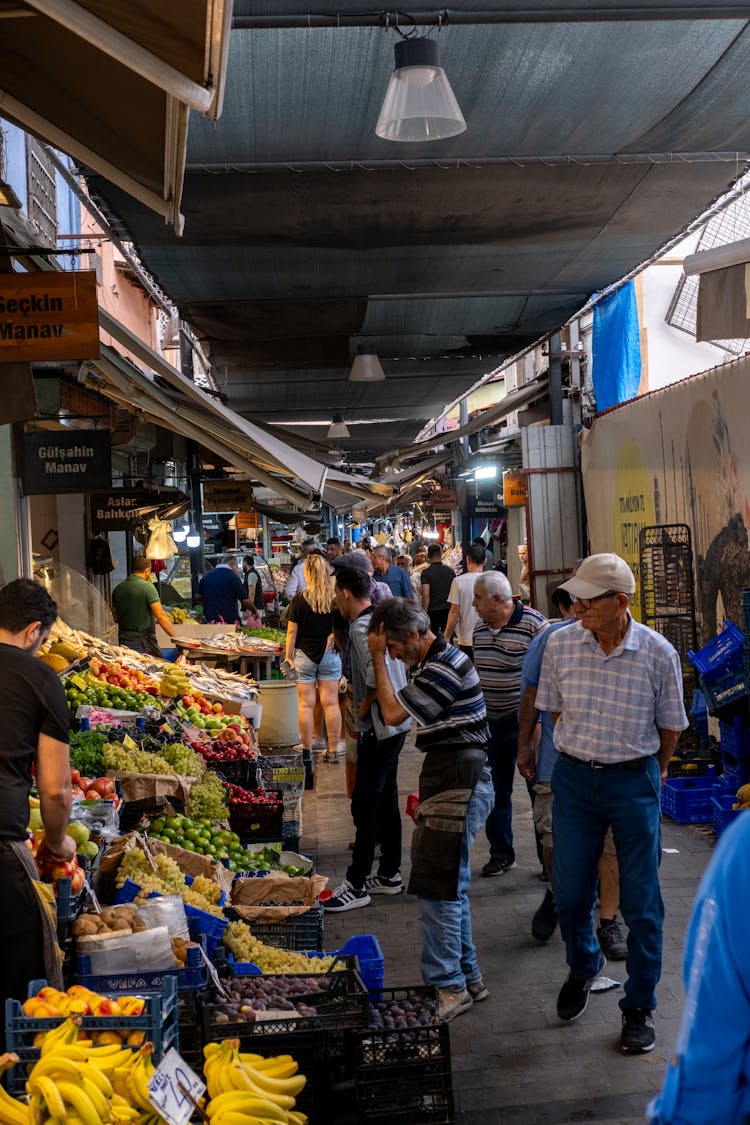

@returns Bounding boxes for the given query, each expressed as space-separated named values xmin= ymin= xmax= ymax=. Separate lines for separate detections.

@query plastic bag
xmin=136 ymin=895 xmax=190 ymax=941
xmin=72 ymin=798 xmax=120 ymax=843
xmin=77 ymin=924 xmax=175 ymax=973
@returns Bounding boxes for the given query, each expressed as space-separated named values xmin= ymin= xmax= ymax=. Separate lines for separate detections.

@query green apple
xmin=77 ymin=840 xmax=99 ymax=859
xmin=67 ymin=821 xmax=90 ymax=847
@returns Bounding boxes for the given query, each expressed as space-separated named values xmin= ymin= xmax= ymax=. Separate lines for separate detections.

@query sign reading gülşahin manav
xmin=0 ymin=271 xmax=99 ymax=362
xmin=20 ymin=430 xmax=112 ymax=494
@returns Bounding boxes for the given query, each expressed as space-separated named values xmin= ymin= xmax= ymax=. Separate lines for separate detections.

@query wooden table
xmin=175 ymin=640 xmax=282 ymax=681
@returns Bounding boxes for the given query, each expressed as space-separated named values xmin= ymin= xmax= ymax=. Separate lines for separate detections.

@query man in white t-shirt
xmin=444 ymin=543 xmax=487 ymax=660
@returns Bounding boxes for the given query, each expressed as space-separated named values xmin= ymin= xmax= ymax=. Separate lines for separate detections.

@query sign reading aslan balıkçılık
xmin=20 ymin=430 xmax=112 ymax=494
xmin=0 ymin=271 xmax=99 ymax=362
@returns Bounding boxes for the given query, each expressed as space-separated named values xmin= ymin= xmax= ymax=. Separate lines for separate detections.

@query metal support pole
xmin=548 ymin=331 xmax=564 ymax=426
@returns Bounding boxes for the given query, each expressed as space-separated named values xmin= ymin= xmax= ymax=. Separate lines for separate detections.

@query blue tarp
xmin=592 ymin=281 xmax=642 ymax=412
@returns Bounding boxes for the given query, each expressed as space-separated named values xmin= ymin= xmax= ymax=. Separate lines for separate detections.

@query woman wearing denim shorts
xmin=285 ymin=552 xmax=344 ymax=759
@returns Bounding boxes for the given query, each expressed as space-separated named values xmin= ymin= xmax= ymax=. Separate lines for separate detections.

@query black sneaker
xmin=323 ymin=880 xmax=371 ymax=913
xmin=531 ymin=889 xmax=558 ymax=942
xmin=597 ymin=917 xmax=628 ymax=961
xmin=620 ymin=1007 xmax=655 ymax=1053
xmin=481 ymin=857 xmax=516 ymax=877
xmin=557 ymin=954 xmax=606 ymax=1022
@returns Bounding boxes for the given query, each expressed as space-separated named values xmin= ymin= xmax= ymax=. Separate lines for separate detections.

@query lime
xmin=181 ymin=839 xmax=196 ymax=851
xmin=151 ymin=817 xmax=166 ymax=834
xmin=181 ymin=816 xmax=194 ymax=831
xmin=166 ymin=816 xmax=182 ymax=830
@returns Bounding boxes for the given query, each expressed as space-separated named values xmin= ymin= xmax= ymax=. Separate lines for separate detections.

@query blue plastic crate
xmin=4 ymin=976 xmax=178 ymax=1094
xmin=226 ymin=934 xmax=384 ymax=995
xmin=699 ymin=669 xmax=749 ymax=715
xmin=660 ymin=776 xmax=715 ymax=824
xmin=712 ymin=792 xmax=745 ymax=836
xmin=55 ymin=875 xmax=83 ymax=923
xmin=689 ymin=622 xmax=745 ymax=682
xmin=690 ymin=689 xmax=709 ymax=743
xmin=75 ymin=938 xmax=207 ymax=992
xmin=114 ymin=875 xmax=228 ymax=956
xmin=719 ymin=719 xmax=750 ymax=759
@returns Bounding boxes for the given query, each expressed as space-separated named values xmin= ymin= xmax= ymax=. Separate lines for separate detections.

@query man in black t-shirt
xmin=420 ymin=544 xmax=456 ymax=635
xmin=0 ymin=579 xmax=74 ymax=1041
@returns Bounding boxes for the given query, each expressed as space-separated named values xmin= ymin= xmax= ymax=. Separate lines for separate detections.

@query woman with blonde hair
xmin=285 ymin=552 xmax=344 ymax=760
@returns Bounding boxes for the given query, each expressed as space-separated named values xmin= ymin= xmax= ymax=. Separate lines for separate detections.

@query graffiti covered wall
xmin=581 ymin=355 xmax=750 ymax=639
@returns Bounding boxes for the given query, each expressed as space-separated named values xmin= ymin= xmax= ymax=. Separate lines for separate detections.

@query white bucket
xmin=257 ymin=681 xmax=300 ymax=747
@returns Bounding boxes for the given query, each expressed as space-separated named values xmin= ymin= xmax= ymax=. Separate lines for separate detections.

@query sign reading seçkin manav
xmin=0 ymin=272 xmax=100 ymax=362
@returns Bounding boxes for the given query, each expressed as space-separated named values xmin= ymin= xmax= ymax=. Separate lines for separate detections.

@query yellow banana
xmin=79 ymin=1072 xmax=112 ymax=1120
xmin=206 ymin=1089 xmax=288 ymax=1119
xmin=240 ymin=1055 xmax=299 ymax=1076
xmin=83 ymin=1042 xmax=130 ymax=1058
xmin=241 ymin=1063 xmax=306 ymax=1099
xmin=228 ymin=1063 xmax=295 ymax=1111
xmin=211 ymin=1114 xmax=279 ymax=1125
xmin=40 ymin=1014 xmax=82 ymax=1055
xmin=80 ymin=1062 xmax=114 ymax=1098
xmin=28 ymin=1073 xmax=67 ymax=1120
xmin=27 ymin=1053 xmax=82 ymax=1081
xmin=0 ymin=1087 xmax=30 ymax=1125
xmin=56 ymin=1080 xmax=101 ymax=1125
xmin=288 ymin=1113 xmax=308 ymax=1125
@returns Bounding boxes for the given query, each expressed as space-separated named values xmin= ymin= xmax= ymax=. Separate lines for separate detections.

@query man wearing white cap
xmin=535 ymin=553 xmax=687 ymax=1055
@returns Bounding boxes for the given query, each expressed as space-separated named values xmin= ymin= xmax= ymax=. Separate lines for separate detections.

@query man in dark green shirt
xmin=112 ymin=555 xmax=176 ymax=657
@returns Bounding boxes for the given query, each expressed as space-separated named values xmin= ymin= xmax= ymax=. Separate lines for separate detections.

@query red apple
xmin=78 ymin=778 xmax=91 ymax=791
xmin=84 ymin=789 xmax=101 ymax=800
xmin=70 ymin=769 xmax=80 ymax=784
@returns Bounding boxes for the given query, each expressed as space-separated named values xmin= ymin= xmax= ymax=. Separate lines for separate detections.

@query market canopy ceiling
xmin=0 ymin=0 xmax=233 ymax=230
xmin=85 ymin=1 xmax=750 ymax=465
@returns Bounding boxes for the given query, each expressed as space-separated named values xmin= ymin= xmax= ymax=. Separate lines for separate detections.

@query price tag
xmin=69 ymin=673 xmax=87 ymax=690
xmin=147 ymin=1047 xmax=205 ymax=1125
xmin=122 ymin=733 xmax=138 ymax=751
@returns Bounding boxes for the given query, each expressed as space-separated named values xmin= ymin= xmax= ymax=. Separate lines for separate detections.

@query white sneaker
xmin=323 ymin=880 xmax=371 ymax=912
xmin=365 ymin=872 xmax=404 ymax=895
xmin=311 ymin=737 xmax=328 ymax=752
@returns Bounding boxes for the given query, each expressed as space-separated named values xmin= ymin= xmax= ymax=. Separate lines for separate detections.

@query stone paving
xmin=300 ymin=736 xmax=716 ymax=1125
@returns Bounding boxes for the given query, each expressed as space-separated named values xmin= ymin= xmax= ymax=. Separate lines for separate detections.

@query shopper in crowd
xmin=445 ymin=542 xmax=487 ymax=659
xmin=420 ymin=543 xmax=455 ymax=634
xmin=285 ymin=552 xmax=345 ymax=762
xmin=112 ymin=554 xmax=177 ymax=656
xmin=284 ymin=538 xmax=316 ymax=599
xmin=473 ymin=536 xmax=494 ymax=571
xmin=367 ymin=597 xmax=493 ymax=1022
xmin=648 ymin=812 xmax=750 ymax=1124
xmin=399 ymin=554 xmax=424 ymax=601
xmin=326 ymin=537 xmax=343 ymax=560
xmin=517 ymin=590 xmax=627 ymax=957
xmin=472 ymin=570 xmax=547 ymax=877
xmin=0 ymin=579 xmax=75 ymax=1042
xmin=373 ymin=546 xmax=414 ymax=599
xmin=535 ymin=553 xmax=687 ymax=1052
xmin=198 ymin=555 xmax=253 ymax=626
xmin=325 ymin=567 xmax=410 ymax=913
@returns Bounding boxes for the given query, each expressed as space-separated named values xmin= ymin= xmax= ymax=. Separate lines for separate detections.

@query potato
xmin=72 ymin=917 xmax=99 ymax=937
xmin=111 ymin=918 xmax=132 ymax=932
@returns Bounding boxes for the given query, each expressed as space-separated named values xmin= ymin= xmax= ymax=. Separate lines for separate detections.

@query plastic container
xmin=700 ymin=669 xmax=749 ymax=715
xmin=339 ymin=935 xmax=384 ymax=998
xmin=5 ymin=976 xmax=178 ymax=1094
xmin=719 ymin=718 xmax=750 ymax=759
xmin=226 ymin=904 xmax=324 ymax=952
xmin=711 ymin=791 xmax=744 ymax=836
xmin=353 ymin=986 xmax=453 ymax=1125
xmin=257 ymin=681 xmax=300 ymax=747
xmin=74 ymin=947 xmax=207 ymax=993
xmin=660 ymin=776 xmax=715 ymax=824
xmin=689 ymin=622 xmax=745 ymax=682
xmin=229 ymin=791 xmax=284 ymax=843
xmin=201 ymin=969 xmax=368 ymax=1038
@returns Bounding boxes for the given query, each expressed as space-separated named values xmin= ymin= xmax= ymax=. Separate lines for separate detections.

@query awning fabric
xmin=93 ymin=310 xmax=392 ymax=510
xmin=0 ymin=0 xmax=233 ymax=230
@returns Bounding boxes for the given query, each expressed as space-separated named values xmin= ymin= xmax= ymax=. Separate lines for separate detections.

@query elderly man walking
xmin=472 ymin=571 xmax=547 ymax=877
xmin=368 ymin=598 xmax=493 ymax=1022
xmin=535 ymin=553 xmax=687 ymax=1054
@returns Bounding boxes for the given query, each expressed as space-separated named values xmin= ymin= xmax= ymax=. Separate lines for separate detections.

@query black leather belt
xmin=560 ymin=752 xmax=652 ymax=771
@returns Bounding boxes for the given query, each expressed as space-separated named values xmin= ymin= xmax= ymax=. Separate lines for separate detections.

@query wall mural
xmin=581 ymin=356 xmax=750 ymax=642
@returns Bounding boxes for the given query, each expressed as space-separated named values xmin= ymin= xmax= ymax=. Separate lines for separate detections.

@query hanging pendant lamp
xmin=349 ymin=343 xmax=386 ymax=382
xmin=327 ymin=414 xmax=350 ymax=440
xmin=375 ymin=36 xmax=466 ymax=143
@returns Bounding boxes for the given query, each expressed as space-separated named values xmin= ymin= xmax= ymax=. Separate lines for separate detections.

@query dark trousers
xmin=485 ymin=715 xmax=519 ymax=864
xmin=428 ymin=608 xmax=450 ymax=635
xmin=347 ymin=729 xmax=406 ymax=888
xmin=0 ymin=845 xmax=45 ymax=1051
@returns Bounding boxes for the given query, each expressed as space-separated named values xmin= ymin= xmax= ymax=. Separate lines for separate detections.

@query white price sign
xmin=148 ymin=1048 xmax=206 ymax=1125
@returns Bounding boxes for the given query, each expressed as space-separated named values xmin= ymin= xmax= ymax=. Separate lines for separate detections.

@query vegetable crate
xmin=719 ymin=719 xmax=750 ymax=759
xmin=226 ymin=903 xmax=324 ymax=951
xmin=711 ymin=791 xmax=744 ymax=837
xmin=229 ymin=789 xmax=284 ymax=844
xmin=660 ymin=776 xmax=715 ymax=824
xmin=4 ymin=976 xmax=178 ymax=1095
xmin=689 ymin=622 xmax=745 ymax=682
xmin=353 ymin=987 xmax=454 ymax=1125
xmin=226 ymin=935 xmax=382 ymax=992
xmin=208 ymin=759 xmax=256 ymax=789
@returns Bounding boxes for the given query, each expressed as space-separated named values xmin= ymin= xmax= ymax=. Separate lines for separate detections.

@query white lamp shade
xmin=349 ymin=344 xmax=385 ymax=382
xmin=327 ymin=416 xmax=350 ymax=440
xmin=172 ymin=527 xmax=188 ymax=543
xmin=186 ymin=532 xmax=201 ymax=548
xmin=376 ymin=37 xmax=466 ymax=143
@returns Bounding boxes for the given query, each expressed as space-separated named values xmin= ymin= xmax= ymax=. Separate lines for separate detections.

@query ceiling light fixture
xmin=186 ymin=528 xmax=202 ymax=549
xmin=349 ymin=343 xmax=386 ymax=382
xmin=327 ymin=414 xmax=350 ymax=440
xmin=375 ymin=35 xmax=466 ymax=144
xmin=172 ymin=526 xmax=187 ymax=543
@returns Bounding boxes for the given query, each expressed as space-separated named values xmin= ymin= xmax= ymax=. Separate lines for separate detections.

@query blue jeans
xmin=485 ymin=716 xmax=519 ymax=863
xmin=419 ymin=772 xmax=494 ymax=989
xmin=551 ymin=753 xmax=664 ymax=1011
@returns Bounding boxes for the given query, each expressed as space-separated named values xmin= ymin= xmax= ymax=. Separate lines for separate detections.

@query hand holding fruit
xmin=37 ymin=833 xmax=77 ymax=866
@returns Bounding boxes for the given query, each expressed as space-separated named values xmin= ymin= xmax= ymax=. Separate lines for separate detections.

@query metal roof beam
xmin=233 ymin=6 xmax=750 ymax=29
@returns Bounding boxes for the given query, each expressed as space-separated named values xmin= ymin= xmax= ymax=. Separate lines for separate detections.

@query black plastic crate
xmin=201 ymin=968 xmax=368 ymax=1039
xmin=206 ymin=759 xmax=256 ymax=788
xmin=225 ymin=903 xmax=324 ymax=951
xmin=229 ymin=789 xmax=284 ymax=842
xmin=353 ymin=987 xmax=453 ymax=1124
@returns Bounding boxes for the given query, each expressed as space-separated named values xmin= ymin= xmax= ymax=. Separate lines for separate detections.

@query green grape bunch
xmin=187 ymin=770 xmax=229 ymax=820
xmin=222 ymin=920 xmax=338 ymax=974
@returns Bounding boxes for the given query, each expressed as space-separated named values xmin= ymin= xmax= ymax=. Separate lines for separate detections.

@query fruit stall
xmin=1 ymin=617 xmax=457 ymax=1125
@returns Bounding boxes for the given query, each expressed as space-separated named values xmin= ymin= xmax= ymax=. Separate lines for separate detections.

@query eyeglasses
xmin=574 ymin=591 xmax=618 ymax=610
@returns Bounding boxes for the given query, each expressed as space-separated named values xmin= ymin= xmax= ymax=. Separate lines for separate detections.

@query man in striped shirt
xmin=472 ymin=571 xmax=548 ymax=876
xmin=535 ymin=553 xmax=687 ymax=1054
xmin=367 ymin=597 xmax=493 ymax=1022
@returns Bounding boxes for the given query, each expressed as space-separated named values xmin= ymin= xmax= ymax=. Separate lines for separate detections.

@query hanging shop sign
xmin=0 ymin=271 xmax=99 ymax=362
xmin=202 ymin=480 xmax=253 ymax=513
xmin=503 ymin=470 xmax=528 ymax=507
xmin=20 ymin=429 xmax=111 ymax=494
xmin=90 ymin=489 xmax=163 ymax=531
xmin=430 ymin=488 xmax=457 ymax=513
xmin=235 ymin=511 xmax=260 ymax=530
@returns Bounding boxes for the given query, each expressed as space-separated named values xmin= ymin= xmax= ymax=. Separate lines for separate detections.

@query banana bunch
xmin=0 ymin=1054 xmax=29 ymax=1125
xmin=166 ymin=607 xmax=191 ymax=624
xmin=159 ymin=667 xmax=192 ymax=698
xmin=203 ymin=1040 xmax=308 ymax=1125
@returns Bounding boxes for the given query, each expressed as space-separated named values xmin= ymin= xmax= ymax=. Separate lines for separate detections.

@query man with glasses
xmin=535 ymin=554 xmax=687 ymax=1055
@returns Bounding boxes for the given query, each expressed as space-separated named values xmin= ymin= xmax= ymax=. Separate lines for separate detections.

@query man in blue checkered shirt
xmin=535 ymin=553 xmax=687 ymax=1055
